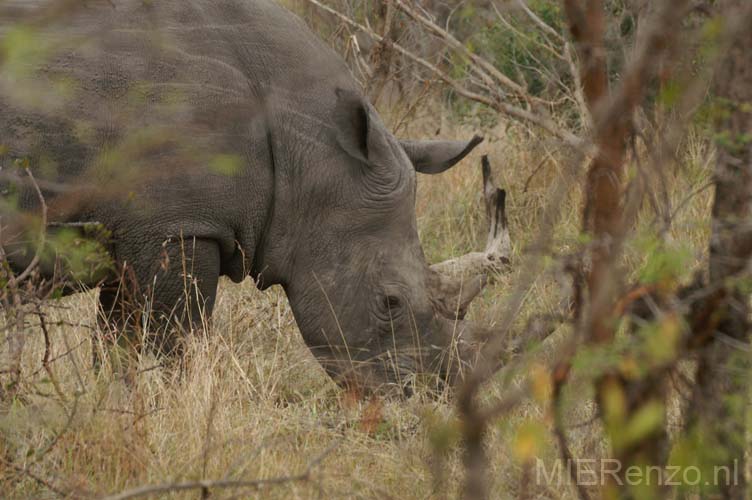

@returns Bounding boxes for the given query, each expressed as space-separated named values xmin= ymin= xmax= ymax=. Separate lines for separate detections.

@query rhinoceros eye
xmin=382 ymin=294 xmax=403 ymax=314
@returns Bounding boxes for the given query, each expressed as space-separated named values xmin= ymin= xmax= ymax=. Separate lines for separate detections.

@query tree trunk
xmin=688 ymin=1 xmax=752 ymax=498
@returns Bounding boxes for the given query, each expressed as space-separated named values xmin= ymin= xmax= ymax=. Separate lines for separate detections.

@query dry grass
xmin=0 ymin=110 xmax=714 ymax=498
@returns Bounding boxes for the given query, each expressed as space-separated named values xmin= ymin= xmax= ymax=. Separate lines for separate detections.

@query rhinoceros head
xmin=255 ymin=89 xmax=485 ymax=395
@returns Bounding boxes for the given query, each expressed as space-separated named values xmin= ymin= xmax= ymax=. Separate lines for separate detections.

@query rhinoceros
xmin=0 ymin=0 xmax=493 ymax=393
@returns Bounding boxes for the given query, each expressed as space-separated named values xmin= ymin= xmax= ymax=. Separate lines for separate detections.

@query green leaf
xmin=46 ymin=229 xmax=113 ymax=282
xmin=617 ymin=400 xmax=665 ymax=451
xmin=1 ymin=27 xmax=49 ymax=77
xmin=209 ymin=154 xmax=243 ymax=176
xmin=638 ymin=237 xmax=692 ymax=287
xmin=658 ymin=80 xmax=683 ymax=109
xmin=513 ymin=420 xmax=547 ymax=463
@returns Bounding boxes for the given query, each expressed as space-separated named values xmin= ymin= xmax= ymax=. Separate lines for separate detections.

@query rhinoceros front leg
xmin=96 ymin=235 xmax=221 ymax=360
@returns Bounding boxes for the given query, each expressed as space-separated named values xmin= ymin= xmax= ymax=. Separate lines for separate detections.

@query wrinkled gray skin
xmin=0 ymin=0 xmax=483 ymax=393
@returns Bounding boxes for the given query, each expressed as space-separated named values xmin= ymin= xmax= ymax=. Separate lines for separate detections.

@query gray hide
xmin=0 ymin=0 xmax=483 ymax=393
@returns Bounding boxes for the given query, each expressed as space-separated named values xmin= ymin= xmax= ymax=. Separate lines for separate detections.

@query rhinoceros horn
xmin=428 ymin=155 xmax=511 ymax=320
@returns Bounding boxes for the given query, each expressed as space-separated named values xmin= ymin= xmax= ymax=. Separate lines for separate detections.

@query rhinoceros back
xmin=0 ymin=0 xmax=355 ymax=218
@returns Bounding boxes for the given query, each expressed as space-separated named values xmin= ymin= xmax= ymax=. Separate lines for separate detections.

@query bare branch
xmin=302 ymin=0 xmax=583 ymax=148
xmin=551 ymin=362 xmax=590 ymax=500
xmin=0 ymin=457 xmax=68 ymax=498
xmin=513 ymin=0 xmax=565 ymax=43
xmin=393 ymin=0 xmax=528 ymax=98
xmin=102 ymin=440 xmax=340 ymax=500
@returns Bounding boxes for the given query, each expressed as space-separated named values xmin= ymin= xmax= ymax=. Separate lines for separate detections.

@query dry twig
xmin=101 ymin=440 xmax=341 ymax=500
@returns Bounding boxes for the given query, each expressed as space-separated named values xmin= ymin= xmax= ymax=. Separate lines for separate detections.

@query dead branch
xmin=366 ymin=0 xmax=397 ymax=105
xmin=522 ymin=152 xmax=552 ymax=194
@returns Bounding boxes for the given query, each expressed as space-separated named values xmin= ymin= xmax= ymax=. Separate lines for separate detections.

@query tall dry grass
xmin=0 ymin=109 xmax=714 ymax=498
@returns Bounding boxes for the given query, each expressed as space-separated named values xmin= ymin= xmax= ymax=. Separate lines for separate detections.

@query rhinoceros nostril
xmin=402 ymin=380 xmax=414 ymax=398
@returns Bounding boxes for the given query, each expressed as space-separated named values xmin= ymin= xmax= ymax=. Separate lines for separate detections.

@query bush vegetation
xmin=2 ymin=1 xmax=749 ymax=498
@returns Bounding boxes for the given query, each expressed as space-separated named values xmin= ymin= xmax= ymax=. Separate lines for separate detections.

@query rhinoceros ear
xmin=400 ymin=135 xmax=484 ymax=174
xmin=333 ymin=88 xmax=392 ymax=166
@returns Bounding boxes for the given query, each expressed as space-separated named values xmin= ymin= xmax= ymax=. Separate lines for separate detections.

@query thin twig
xmin=101 ymin=440 xmax=341 ymax=500
xmin=552 ymin=363 xmax=590 ymax=500
xmin=522 ymin=153 xmax=552 ymax=193
xmin=1 ymin=457 xmax=68 ymax=498
xmin=35 ymin=304 xmax=68 ymax=403
xmin=395 ymin=0 xmax=528 ymax=97
xmin=513 ymin=0 xmax=565 ymax=42
xmin=10 ymin=168 xmax=47 ymax=284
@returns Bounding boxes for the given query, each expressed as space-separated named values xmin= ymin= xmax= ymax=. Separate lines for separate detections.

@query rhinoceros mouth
xmin=307 ymin=341 xmax=472 ymax=398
